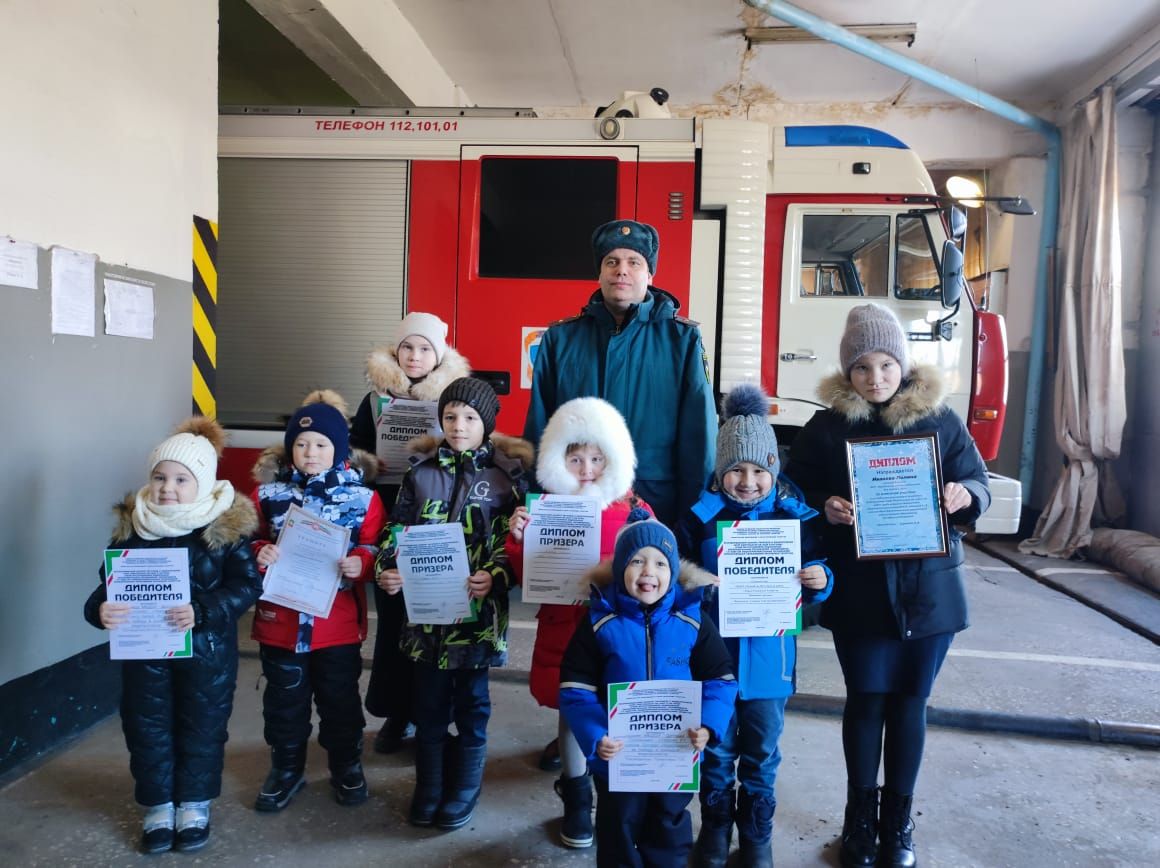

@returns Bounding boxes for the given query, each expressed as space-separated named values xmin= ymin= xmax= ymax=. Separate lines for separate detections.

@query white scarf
xmin=132 ymin=480 xmax=236 ymax=541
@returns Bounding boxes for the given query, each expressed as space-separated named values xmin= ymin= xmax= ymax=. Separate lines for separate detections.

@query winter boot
xmin=254 ymin=743 xmax=307 ymax=812
xmin=693 ymin=786 xmax=735 ymax=867
xmin=839 ymin=784 xmax=879 ymax=868
xmin=435 ymin=743 xmax=486 ymax=830
xmin=174 ymin=800 xmax=211 ymax=853
xmin=373 ymin=718 xmax=415 ymax=754
xmin=328 ymin=754 xmax=369 ymax=807
xmin=878 ymin=789 xmax=917 ymax=868
xmin=538 ymin=737 xmax=562 ymax=772
xmin=410 ymin=739 xmax=445 ymax=827
xmin=736 ymin=788 xmax=775 ymax=868
xmin=554 ymin=774 xmax=594 ymax=848
xmin=140 ymin=802 xmax=175 ymax=854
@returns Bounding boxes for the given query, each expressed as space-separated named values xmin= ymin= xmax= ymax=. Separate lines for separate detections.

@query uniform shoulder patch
xmin=673 ymin=314 xmax=701 ymax=327
xmin=549 ymin=313 xmax=584 ymax=328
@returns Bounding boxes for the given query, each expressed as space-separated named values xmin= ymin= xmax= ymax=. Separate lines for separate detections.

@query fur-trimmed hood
xmin=112 ymin=490 xmax=258 ymax=550
xmin=579 ymin=556 xmax=717 ymax=600
xmin=406 ymin=432 xmax=535 ymax=470
xmin=535 ymin=397 xmax=636 ymax=509
xmin=816 ymin=363 xmax=946 ymax=433
xmin=364 ymin=344 xmax=471 ymax=402
xmin=251 ymin=445 xmax=379 ymax=484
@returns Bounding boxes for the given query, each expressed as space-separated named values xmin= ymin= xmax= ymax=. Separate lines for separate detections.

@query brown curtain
xmin=1020 ymin=86 xmax=1127 ymax=558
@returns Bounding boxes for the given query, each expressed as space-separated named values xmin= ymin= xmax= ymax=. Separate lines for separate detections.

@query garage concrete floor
xmin=2 ymin=544 xmax=1157 ymax=867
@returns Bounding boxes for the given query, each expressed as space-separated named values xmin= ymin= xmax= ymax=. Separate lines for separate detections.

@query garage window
xmin=479 ymin=157 xmax=617 ymax=280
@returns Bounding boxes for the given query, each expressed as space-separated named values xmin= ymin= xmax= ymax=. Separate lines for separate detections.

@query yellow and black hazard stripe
xmin=192 ymin=216 xmax=218 ymax=417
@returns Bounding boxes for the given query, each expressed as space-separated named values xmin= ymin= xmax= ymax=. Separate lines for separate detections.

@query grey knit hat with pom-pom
xmin=715 ymin=383 xmax=779 ymax=486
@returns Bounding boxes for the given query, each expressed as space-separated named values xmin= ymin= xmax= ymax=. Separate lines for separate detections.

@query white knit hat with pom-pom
xmin=147 ymin=416 xmax=227 ymax=497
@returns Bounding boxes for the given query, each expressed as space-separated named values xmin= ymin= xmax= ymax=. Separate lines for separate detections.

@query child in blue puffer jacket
xmin=676 ymin=384 xmax=833 ymax=868
xmin=559 ymin=513 xmax=738 ymax=867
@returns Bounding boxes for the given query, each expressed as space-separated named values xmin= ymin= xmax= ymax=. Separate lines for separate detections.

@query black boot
xmin=435 ymin=744 xmax=486 ymax=830
xmin=554 ymin=774 xmax=594 ymax=848
xmin=736 ymin=788 xmax=775 ymax=868
xmin=254 ymin=743 xmax=307 ymax=812
xmin=839 ymin=784 xmax=878 ymax=868
xmin=328 ymin=753 xmax=369 ymax=807
xmin=878 ymin=789 xmax=916 ymax=868
xmin=373 ymin=718 xmax=414 ymax=754
xmin=538 ymin=737 xmax=562 ymax=772
xmin=693 ymin=786 xmax=735 ymax=867
xmin=410 ymin=739 xmax=444 ymax=827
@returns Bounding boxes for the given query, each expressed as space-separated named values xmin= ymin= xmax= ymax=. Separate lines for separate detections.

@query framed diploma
xmin=845 ymin=433 xmax=949 ymax=560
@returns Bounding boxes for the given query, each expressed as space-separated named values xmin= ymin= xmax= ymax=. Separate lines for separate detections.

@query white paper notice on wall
xmin=104 ymin=277 xmax=155 ymax=340
xmin=50 ymin=247 xmax=97 ymax=336
xmin=0 ymin=237 xmax=39 ymax=290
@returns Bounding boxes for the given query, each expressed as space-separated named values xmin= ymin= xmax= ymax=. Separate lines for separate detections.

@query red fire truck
xmin=215 ymin=103 xmax=1019 ymax=532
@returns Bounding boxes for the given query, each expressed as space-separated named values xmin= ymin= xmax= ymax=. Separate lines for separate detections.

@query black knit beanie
xmin=438 ymin=377 xmax=500 ymax=436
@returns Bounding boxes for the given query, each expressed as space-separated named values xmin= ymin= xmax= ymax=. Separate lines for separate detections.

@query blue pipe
xmin=745 ymin=0 xmax=1061 ymax=501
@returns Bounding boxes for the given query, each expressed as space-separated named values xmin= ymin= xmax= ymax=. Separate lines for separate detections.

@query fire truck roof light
xmin=784 ymin=126 xmax=908 ymax=150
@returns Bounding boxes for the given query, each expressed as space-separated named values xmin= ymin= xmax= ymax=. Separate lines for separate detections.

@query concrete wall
xmin=0 ymin=0 xmax=218 ymax=686
xmin=1113 ymin=108 xmax=1153 ymax=526
xmin=1133 ymin=112 xmax=1160 ymax=536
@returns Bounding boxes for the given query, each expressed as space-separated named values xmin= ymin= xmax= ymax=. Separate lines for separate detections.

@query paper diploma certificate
xmin=104 ymin=548 xmax=191 ymax=660
xmin=846 ymin=434 xmax=949 ymax=560
xmin=715 ymin=520 xmax=802 ymax=637
xmin=608 ymin=680 xmax=702 ymax=793
xmin=260 ymin=504 xmax=351 ymax=617
xmin=375 ymin=397 xmax=441 ymax=484
xmin=396 ymin=523 xmax=474 ymax=625
xmin=521 ymin=494 xmax=600 ymax=605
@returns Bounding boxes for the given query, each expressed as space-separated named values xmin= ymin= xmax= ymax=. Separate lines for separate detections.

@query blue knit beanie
xmin=612 ymin=508 xmax=679 ymax=583
xmin=591 ymin=219 xmax=660 ymax=274
xmin=284 ymin=402 xmax=350 ymax=468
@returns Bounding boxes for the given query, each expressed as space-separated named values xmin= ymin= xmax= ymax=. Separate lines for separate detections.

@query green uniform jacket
xmin=523 ymin=287 xmax=717 ymax=526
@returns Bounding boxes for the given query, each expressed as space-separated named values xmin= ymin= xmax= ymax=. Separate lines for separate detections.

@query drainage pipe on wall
xmin=744 ymin=0 xmax=1061 ymax=501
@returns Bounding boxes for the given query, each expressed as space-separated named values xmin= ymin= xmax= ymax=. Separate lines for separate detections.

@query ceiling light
xmin=946 ymin=175 xmax=985 ymax=208
xmin=746 ymin=24 xmax=917 ymax=47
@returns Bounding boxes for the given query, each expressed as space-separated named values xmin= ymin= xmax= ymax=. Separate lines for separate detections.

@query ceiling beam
xmin=1058 ymin=19 xmax=1160 ymax=108
xmin=245 ymin=0 xmax=468 ymax=107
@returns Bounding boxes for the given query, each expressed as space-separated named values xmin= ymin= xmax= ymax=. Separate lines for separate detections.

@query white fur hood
xmin=536 ymin=397 xmax=636 ymax=510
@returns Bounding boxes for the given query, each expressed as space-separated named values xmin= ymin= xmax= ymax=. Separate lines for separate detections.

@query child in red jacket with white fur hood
xmin=506 ymin=396 xmax=651 ymax=850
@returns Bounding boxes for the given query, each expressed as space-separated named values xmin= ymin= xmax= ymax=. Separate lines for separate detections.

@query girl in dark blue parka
xmin=785 ymin=304 xmax=990 ymax=868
